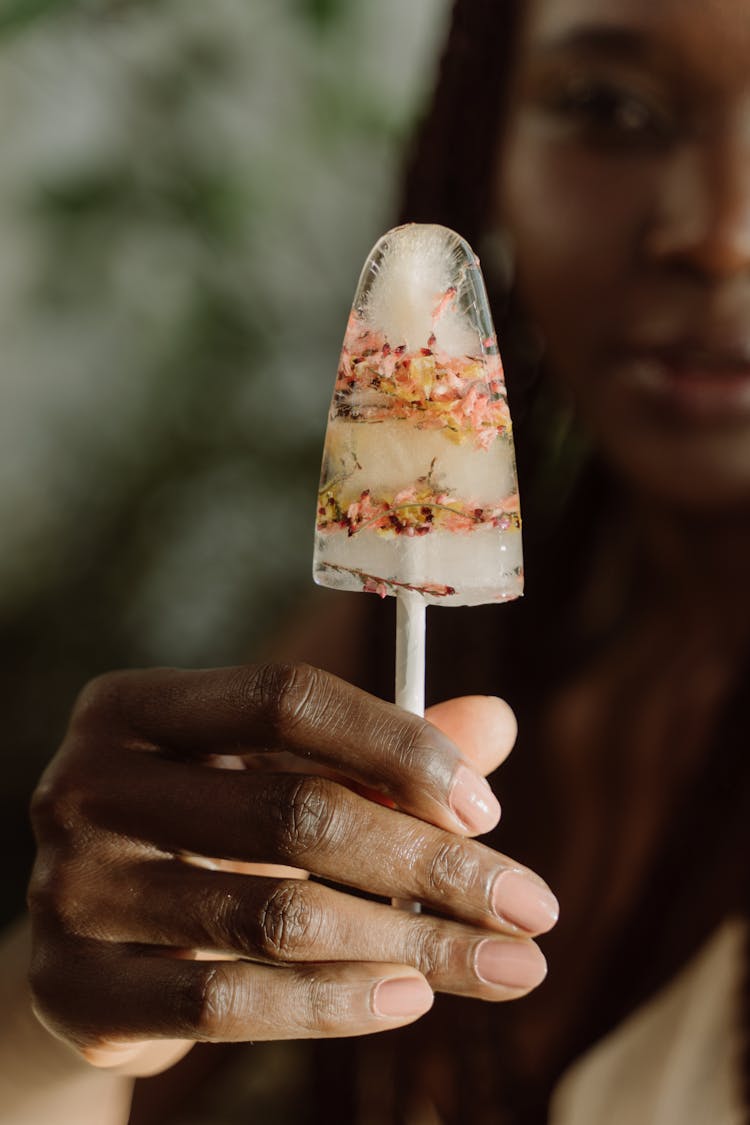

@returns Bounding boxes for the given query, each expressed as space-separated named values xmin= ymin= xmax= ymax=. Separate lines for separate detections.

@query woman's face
xmin=499 ymin=0 xmax=750 ymax=509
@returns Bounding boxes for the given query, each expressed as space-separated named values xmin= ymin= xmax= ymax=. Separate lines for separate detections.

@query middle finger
xmin=92 ymin=756 xmax=559 ymax=935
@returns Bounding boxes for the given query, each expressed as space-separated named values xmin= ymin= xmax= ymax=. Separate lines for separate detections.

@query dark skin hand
xmin=27 ymin=664 xmax=557 ymax=1077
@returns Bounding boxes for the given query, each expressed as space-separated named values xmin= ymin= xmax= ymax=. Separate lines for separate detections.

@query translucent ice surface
xmin=313 ymin=224 xmax=523 ymax=607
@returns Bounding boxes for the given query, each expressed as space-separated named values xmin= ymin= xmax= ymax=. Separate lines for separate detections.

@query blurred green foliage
xmin=296 ymin=0 xmax=347 ymax=32
xmin=0 ymin=0 xmax=449 ymax=923
xmin=0 ymin=0 xmax=67 ymax=35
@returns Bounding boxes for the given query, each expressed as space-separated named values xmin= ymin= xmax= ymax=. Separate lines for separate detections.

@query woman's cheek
xmin=500 ymin=131 xmax=654 ymax=384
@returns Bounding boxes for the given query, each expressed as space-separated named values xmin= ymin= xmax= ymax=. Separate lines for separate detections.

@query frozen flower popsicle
xmin=314 ymin=222 xmax=523 ymax=615
xmin=314 ymin=224 xmax=521 ymax=907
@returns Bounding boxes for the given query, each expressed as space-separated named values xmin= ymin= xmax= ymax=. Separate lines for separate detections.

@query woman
xmin=5 ymin=0 xmax=750 ymax=1121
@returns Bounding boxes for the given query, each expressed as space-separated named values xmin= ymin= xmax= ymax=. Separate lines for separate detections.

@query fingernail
xmin=474 ymin=940 xmax=548 ymax=989
xmin=449 ymin=766 xmax=501 ymax=833
xmin=372 ymin=977 xmax=434 ymax=1019
xmin=491 ymin=870 xmax=559 ymax=933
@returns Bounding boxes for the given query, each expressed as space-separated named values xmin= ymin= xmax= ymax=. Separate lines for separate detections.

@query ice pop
xmin=313 ymin=223 xmax=521 ymax=909
xmin=314 ymin=222 xmax=522 ymax=614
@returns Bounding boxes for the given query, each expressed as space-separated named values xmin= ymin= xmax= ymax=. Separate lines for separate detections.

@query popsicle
xmin=313 ymin=223 xmax=521 ymax=908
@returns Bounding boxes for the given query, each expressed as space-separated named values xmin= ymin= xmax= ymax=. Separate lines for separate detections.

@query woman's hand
xmin=27 ymin=664 xmax=558 ymax=1077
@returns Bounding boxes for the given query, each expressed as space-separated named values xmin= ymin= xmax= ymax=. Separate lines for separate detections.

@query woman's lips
xmin=615 ymin=345 xmax=750 ymax=421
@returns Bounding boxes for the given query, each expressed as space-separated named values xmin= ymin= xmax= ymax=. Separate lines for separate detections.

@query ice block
xmin=313 ymin=223 xmax=523 ymax=609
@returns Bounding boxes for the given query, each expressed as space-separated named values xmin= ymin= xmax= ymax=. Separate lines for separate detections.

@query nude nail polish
xmin=474 ymin=939 xmax=548 ymax=989
xmin=449 ymin=766 xmax=501 ymax=833
xmin=372 ymin=977 xmax=434 ymax=1018
xmin=491 ymin=870 xmax=559 ymax=933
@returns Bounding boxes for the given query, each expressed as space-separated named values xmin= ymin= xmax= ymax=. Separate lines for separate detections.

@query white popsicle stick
xmin=393 ymin=590 xmax=425 ymax=913
xmin=395 ymin=590 xmax=426 ymax=716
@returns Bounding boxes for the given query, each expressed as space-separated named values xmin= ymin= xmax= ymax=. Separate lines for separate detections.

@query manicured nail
xmin=449 ymin=766 xmax=501 ymax=833
xmin=474 ymin=939 xmax=548 ymax=989
xmin=372 ymin=977 xmax=434 ymax=1019
xmin=491 ymin=870 xmax=559 ymax=933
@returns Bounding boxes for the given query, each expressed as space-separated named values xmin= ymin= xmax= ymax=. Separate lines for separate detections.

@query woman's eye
xmin=549 ymin=79 xmax=674 ymax=147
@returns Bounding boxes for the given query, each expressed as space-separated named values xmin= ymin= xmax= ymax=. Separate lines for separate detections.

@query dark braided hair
xmin=399 ymin=0 xmax=522 ymax=244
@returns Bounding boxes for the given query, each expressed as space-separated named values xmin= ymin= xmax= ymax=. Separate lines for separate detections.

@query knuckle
xmin=299 ymin=971 xmax=351 ymax=1036
xmin=389 ymin=719 xmax=452 ymax=793
xmin=246 ymin=662 xmax=322 ymax=740
xmin=28 ymin=778 xmax=59 ymax=836
xmin=210 ymin=890 xmax=246 ymax=952
xmin=412 ymin=927 xmax=453 ymax=979
xmin=69 ymin=670 xmax=132 ymax=732
xmin=426 ymin=839 xmax=479 ymax=900
xmin=391 ymin=719 xmax=433 ymax=772
xmin=27 ymin=857 xmax=90 ymax=936
xmin=27 ymin=948 xmax=84 ymax=1047
xmin=255 ymin=883 xmax=321 ymax=962
xmin=29 ymin=774 xmax=86 ymax=844
xmin=274 ymin=775 xmax=337 ymax=861
xmin=191 ymin=965 xmax=237 ymax=1041
xmin=26 ymin=862 xmax=60 ymax=922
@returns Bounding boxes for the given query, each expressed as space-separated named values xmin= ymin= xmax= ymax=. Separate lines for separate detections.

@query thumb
xmin=426 ymin=695 xmax=517 ymax=778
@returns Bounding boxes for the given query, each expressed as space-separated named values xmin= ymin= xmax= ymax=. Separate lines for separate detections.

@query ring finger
xmin=99 ymin=861 xmax=549 ymax=999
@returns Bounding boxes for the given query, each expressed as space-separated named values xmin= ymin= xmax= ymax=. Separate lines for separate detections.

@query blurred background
xmin=0 ymin=0 xmax=450 ymax=926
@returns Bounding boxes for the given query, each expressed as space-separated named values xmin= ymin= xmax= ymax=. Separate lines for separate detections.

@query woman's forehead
xmin=520 ymin=0 xmax=750 ymax=87
xmin=523 ymin=0 xmax=746 ymax=41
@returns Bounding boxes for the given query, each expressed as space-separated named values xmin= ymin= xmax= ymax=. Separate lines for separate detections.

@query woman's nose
xmin=644 ymin=127 xmax=750 ymax=280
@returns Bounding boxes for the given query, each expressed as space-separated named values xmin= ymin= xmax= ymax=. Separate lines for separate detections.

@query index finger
xmin=71 ymin=664 xmax=501 ymax=836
